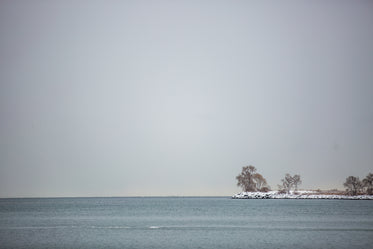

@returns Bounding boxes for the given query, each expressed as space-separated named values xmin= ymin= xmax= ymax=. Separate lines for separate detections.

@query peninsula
xmin=234 ymin=166 xmax=373 ymax=200
xmin=232 ymin=191 xmax=373 ymax=200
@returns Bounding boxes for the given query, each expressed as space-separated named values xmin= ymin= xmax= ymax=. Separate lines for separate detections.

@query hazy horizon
xmin=1 ymin=0 xmax=373 ymax=198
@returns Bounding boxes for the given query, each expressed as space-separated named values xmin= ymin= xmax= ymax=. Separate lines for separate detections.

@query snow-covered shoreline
xmin=232 ymin=191 xmax=373 ymax=200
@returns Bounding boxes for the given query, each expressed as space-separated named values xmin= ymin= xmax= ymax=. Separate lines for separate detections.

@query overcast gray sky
xmin=1 ymin=0 xmax=372 ymax=197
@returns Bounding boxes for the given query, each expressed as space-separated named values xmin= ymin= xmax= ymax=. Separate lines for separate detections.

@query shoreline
xmin=232 ymin=191 xmax=373 ymax=200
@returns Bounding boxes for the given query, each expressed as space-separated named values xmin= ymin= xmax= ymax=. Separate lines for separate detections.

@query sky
xmin=0 ymin=0 xmax=372 ymax=197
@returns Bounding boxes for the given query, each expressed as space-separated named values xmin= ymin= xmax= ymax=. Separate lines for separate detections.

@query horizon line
xmin=0 ymin=195 xmax=235 ymax=199
xmin=0 ymin=188 xmax=346 ymax=199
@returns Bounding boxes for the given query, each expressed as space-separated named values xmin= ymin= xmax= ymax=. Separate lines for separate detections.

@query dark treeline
xmin=344 ymin=173 xmax=373 ymax=195
xmin=236 ymin=165 xmax=373 ymax=196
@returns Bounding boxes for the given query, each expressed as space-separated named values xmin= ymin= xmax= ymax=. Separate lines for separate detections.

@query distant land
xmin=232 ymin=190 xmax=373 ymax=200
xmin=235 ymin=166 xmax=373 ymax=199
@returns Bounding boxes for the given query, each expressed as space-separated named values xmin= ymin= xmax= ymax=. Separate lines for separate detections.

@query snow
xmin=232 ymin=191 xmax=373 ymax=200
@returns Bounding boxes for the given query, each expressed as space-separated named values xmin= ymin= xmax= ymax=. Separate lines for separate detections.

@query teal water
xmin=0 ymin=197 xmax=372 ymax=248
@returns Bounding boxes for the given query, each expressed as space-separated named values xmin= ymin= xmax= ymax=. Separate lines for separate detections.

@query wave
xmin=148 ymin=226 xmax=161 ymax=229
xmin=89 ymin=226 xmax=131 ymax=229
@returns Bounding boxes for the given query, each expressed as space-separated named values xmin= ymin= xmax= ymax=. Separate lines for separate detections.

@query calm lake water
xmin=0 ymin=197 xmax=372 ymax=249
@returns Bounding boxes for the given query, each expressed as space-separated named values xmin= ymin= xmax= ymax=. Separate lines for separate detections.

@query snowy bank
xmin=232 ymin=191 xmax=373 ymax=200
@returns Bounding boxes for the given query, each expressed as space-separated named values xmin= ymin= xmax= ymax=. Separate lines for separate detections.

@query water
xmin=0 ymin=197 xmax=372 ymax=249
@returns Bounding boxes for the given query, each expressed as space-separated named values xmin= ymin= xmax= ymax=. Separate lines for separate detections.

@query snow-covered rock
xmin=232 ymin=191 xmax=373 ymax=200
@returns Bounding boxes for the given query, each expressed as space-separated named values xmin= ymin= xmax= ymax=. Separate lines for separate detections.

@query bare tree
xmin=253 ymin=173 xmax=267 ymax=191
xmin=344 ymin=176 xmax=362 ymax=195
xmin=236 ymin=166 xmax=270 ymax=192
xmin=281 ymin=173 xmax=293 ymax=194
xmin=236 ymin=166 xmax=257 ymax=192
xmin=279 ymin=174 xmax=302 ymax=194
xmin=362 ymin=173 xmax=373 ymax=195
xmin=293 ymin=174 xmax=302 ymax=191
